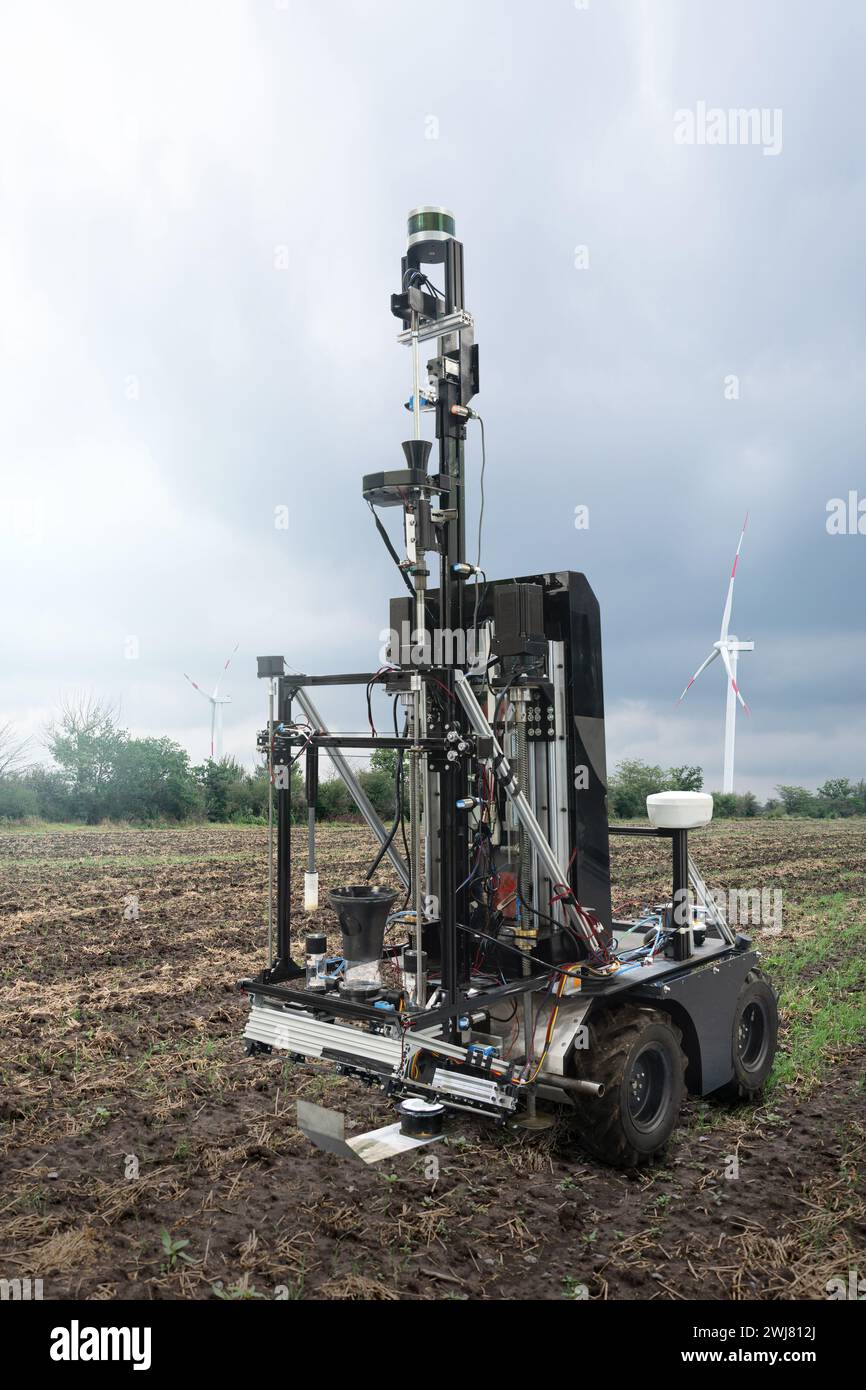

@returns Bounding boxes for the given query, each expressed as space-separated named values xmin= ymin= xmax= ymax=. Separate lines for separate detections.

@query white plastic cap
xmin=646 ymin=790 xmax=714 ymax=830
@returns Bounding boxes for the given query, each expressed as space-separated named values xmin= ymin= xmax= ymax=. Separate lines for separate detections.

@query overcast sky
xmin=1 ymin=0 xmax=864 ymax=798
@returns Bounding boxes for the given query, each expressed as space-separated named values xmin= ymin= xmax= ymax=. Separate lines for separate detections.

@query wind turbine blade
xmin=719 ymin=644 xmax=750 ymax=713
xmin=184 ymin=673 xmax=210 ymax=700
xmin=677 ymin=647 xmax=720 ymax=703
xmin=214 ymin=642 xmax=240 ymax=696
xmin=719 ymin=512 xmax=749 ymax=642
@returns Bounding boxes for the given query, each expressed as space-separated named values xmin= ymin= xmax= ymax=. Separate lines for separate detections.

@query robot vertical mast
xmin=387 ymin=207 xmax=480 ymax=1024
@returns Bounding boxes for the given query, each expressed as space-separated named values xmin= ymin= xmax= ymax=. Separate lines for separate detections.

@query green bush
xmin=21 ymin=767 xmax=74 ymax=821
xmin=110 ymin=738 xmax=201 ymax=821
xmin=357 ymin=768 xmax=396 ymax=820
xmin=316 ymin=778 xmax=354 ymax=821
xmin=607 ymin=759 xmax=704 ymax=818
xmin=194 ymin=759 xmax=302 ymax=823
xmin=776 ymin=785 xmax=818 ymax=817
xmin=815 ymin=777 xmax=866 ymax=817
xmin=0 ymin=777 xmax=40 ymax=820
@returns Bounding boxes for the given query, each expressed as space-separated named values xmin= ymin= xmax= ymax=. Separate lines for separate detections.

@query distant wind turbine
xmin=184 ymin=644 xmax=239 ymax=760
xmin=677 ymin=517 xmax=754 ymax=794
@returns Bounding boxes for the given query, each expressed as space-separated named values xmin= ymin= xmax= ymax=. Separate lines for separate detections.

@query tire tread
xmin=570 ymin=1004 xmax=686 ymax=1168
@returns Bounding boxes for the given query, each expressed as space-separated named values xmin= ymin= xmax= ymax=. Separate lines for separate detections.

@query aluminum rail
xmin=688 ymin=853 xmax=737 ymax=946
xmin=293 ymin=686 xmax=410 ymax=889
xmin=396 ymin=308 xmax=474 ymax=346
xmin=245 ymin=998 xmax=515 ymax=1080
xmin=453 ymin=671 xmax=605 ymax=953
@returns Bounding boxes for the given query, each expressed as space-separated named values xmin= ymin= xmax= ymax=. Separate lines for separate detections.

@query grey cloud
xmin=1 ymin=0 xmax=864 ymax=797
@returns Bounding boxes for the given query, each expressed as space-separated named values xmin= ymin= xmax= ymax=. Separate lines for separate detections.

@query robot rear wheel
xmin=714 ymin=968 xmax=779 ymax=1101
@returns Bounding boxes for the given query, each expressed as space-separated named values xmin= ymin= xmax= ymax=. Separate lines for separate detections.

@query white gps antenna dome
xmin=646 ymin=791 xmax=714 ymax=831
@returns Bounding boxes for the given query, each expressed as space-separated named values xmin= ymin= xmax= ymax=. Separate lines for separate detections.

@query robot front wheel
xmin=569 ymin=1005 xmax=687 ymax=1168
xmin=568 ymin=972 xmax=780 ymax=1167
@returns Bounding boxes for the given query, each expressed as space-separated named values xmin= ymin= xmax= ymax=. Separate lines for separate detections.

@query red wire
xmin=426 ymin=674 xmax=456 ymax=702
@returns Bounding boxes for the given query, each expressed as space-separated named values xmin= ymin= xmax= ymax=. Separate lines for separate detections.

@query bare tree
xmin=0 ymin=720 xmax=32 ymax=777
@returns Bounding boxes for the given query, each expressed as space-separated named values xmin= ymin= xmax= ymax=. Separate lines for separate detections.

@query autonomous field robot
xmin=240 ymin=208 xmax=778 ymax=1167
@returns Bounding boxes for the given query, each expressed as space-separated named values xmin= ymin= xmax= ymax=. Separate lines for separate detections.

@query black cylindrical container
xmin=398 ymin=1098 xmax=445 ymax=1139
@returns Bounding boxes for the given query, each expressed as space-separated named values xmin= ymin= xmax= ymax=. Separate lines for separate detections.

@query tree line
xmin=607 ymin=759 xmax=866 ymax=820
xmin=0 ymin=704 xmax=862 ymax=825
xmin=0 ymin=699 xmax=398 ymax=826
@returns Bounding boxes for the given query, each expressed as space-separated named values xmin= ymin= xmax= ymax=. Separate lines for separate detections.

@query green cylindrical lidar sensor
xmin=406 ymin=206 xmax=456 ymax=264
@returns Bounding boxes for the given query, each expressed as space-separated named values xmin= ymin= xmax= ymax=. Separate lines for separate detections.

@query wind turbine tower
xmin=184 ymin=644 xmax=239 ymax=761
xmin=678 ymin=518 xmax=754 ymax=793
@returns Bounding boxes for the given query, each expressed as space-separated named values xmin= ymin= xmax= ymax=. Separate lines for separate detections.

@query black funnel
xmin=327 ymin=885 xmax=398 ymax=963
xmin=401 ymin=439 xmax=432 ymax=472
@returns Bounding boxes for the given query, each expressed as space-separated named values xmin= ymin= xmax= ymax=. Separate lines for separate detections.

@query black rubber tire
xmin=715 ymin=968 xmax=779 ymax=1101
xmin=569 ymin=1005 xmax=686 ymax=1168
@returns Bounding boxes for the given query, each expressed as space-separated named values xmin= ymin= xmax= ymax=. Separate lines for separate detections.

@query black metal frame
xmin=609 ymin=823 xmax=688 ymax=921
xmin=240 ymin=969 xmax=552 ymax=1033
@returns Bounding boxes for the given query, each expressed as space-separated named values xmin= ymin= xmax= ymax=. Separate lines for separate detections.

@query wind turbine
xmin=184 ymin=644 xmax=239 ymax=761
xmin=677 ymin=517 xmax=754 ymax=794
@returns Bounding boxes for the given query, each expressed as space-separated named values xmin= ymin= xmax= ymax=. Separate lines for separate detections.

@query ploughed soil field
xmin=0 ymin=818 xmax=863 ymax=1302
